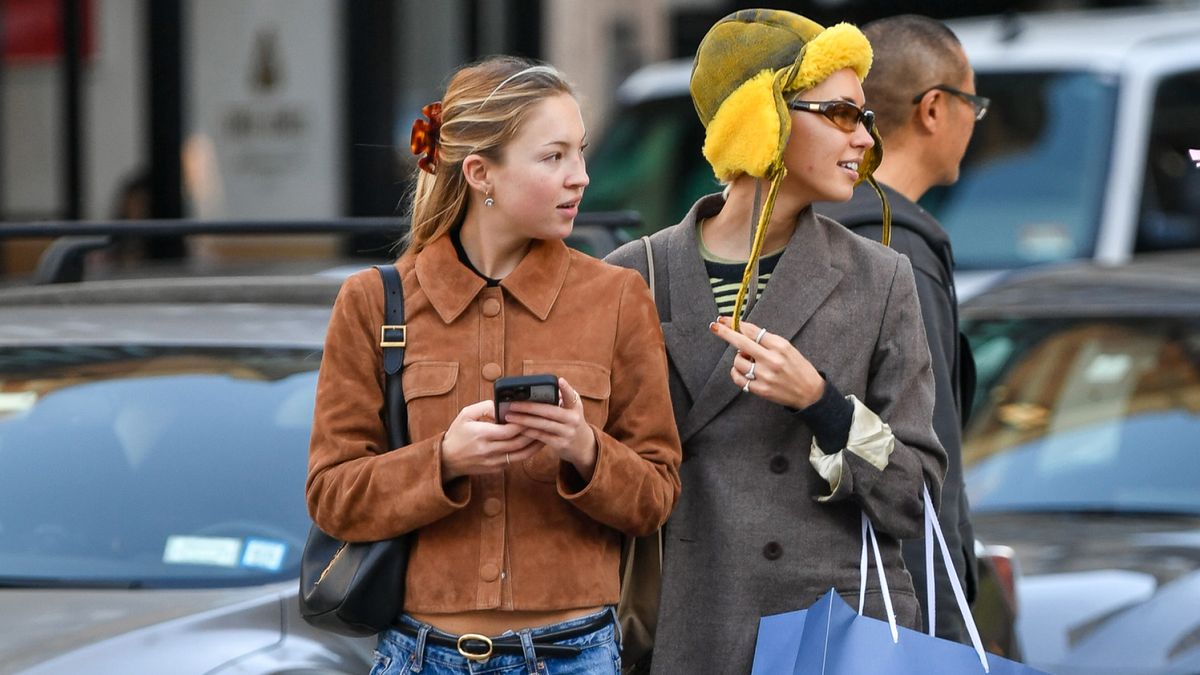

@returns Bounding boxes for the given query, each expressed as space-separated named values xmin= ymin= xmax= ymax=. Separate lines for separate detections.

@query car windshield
xmin=962 ymin=316 xmax=1200 ymax=515
xmin=583 ymin=94 xmax=714 ymax=234
xmin=0 ymin=345 xmax=319 ymax=588
xmin=921 ymin=71 xmax=1118 ymax=270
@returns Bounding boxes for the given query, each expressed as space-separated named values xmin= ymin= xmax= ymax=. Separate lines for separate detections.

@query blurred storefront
xmin=0 ymin=0 xmax=667 ymax=271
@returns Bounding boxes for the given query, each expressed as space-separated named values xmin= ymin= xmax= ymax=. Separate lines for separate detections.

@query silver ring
xmin=755 ymin=327 xmax=768 ymax=344
xmin=742 ymin=380 xmax=751 ymax=393
xmin=745 ymin=362 xmax=757 ymax=381
xmin=505 ymin=453 xmax=511 ymax=466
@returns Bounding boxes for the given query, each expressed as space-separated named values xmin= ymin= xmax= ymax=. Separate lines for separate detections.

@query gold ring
xmin=755 ymin=327 xmax=768 ymax=344
xmin=456 ymin=633 xmax=493 ymax=662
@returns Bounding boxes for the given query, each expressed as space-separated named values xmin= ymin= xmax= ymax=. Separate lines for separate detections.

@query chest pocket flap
xmin=402 ymin=361 xmax=459 ymax=443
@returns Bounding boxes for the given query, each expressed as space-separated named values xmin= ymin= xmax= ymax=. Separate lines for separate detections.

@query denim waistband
xmin=381 ymin=606 xmax=620 ymax=672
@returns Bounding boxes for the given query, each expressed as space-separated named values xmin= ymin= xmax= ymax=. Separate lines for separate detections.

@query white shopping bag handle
xmin=858 ymin=514 xmax=899 ymax=643
xmin=923 ymin=484 xmax=990 ymax=672
xmin=857 ymin=486 xmax=991 ymax=672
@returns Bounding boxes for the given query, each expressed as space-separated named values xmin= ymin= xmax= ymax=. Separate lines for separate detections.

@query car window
xmin=0 ymin=346 xmax=319 ymax=588
xmin=962 ymin=317 xmax=1200 ymax=514
xmin=582 ymin=95 xmax=715 ymax=235
xmin=1135 ymin=69 xmax=1200 ymax=253
xmin=922 ymin=72 xmax=1118 ymax=270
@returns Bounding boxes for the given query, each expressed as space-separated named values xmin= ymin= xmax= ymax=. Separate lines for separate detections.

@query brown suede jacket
xmin=306 ymin=235 xmax=682 ymax=613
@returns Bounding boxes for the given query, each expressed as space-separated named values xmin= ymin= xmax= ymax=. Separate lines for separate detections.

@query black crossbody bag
xmin=299 ymin=264 xmax=411 ymax=636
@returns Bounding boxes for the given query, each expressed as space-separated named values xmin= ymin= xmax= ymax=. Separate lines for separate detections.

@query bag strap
xmin=857 ymin=488 xmax=991 ymax=671
xmin=923 ymin=485 xmax=989 ymax=671
xmin=641 ymin=236 xmax=656 ymax=300
xmin=858 ymin=514 xmax=899 ymax=643
xmin=639 ymin=235 xmax=670 ymax=322
xmin=374 ymin=264 xmax=410 ymax=450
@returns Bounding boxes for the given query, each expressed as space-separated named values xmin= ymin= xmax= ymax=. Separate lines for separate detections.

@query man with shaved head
xmin=819 ymin=14 xmax=986 ymax=645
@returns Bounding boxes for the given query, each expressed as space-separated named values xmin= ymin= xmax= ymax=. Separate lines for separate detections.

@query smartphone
xmin=494 ymin=373 xmax=559 ymax=424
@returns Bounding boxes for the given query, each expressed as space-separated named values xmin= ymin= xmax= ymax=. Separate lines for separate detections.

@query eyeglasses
xmin=911 ymin=85 xmax=990 ymax=121
xmin=788 ymin=100 xmax=875 ymax=133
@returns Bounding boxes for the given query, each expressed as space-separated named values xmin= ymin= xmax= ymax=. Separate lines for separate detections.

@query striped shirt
xmin=702 ymin=249 xmax=784 ymax=318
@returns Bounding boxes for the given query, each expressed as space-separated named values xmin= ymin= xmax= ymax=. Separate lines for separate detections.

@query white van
xmin=582 ymin=6 xmax=1200 ymax=298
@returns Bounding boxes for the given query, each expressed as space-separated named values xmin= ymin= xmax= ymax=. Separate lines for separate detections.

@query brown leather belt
xmin=394 ymin=611 xmax=611 ymax=662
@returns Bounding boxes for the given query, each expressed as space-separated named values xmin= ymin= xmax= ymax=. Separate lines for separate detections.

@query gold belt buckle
xmin=456 ymin=633 xmax=493 ymax=662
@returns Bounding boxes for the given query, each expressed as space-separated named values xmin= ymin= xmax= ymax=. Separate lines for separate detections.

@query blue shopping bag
xmin=779 ymin=588 xmax=1046 ymax=674
xmin=752 ymin=486 xmax=1048 ymax=674
xmin=749 ymin=605 xmax=809 ymax=675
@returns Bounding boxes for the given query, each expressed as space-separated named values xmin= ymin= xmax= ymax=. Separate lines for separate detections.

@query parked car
xmin=960 ymin=250 xmax=1200 ymax=675
xmin=0 ymin=270 xmax=372 ymax=675
xmin=583 ymin=6 xmax=1200 ymax=297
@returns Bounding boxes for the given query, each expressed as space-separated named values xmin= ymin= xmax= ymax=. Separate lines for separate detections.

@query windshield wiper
xmin=0 ymin=577 xmax=145 ymax=589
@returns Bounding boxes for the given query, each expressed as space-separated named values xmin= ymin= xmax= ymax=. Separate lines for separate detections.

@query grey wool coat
xmin=605 ymin=194 xmax=946 ymax=675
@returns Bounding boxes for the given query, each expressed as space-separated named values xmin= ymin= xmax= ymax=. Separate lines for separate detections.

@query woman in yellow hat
xmin=606 ymin=9 xmax=945 ymax=673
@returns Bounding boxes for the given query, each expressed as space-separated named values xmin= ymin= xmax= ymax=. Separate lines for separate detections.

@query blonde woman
xmin=307 ymin=56 xmax=681 ymax=674
xmin=607 ymin=10 xmax=946 ymax=673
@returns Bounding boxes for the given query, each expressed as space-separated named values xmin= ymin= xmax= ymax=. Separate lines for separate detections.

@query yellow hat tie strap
xmin=864 ymin=173 xmax=892 ymax=248
xmin=731 ymin=167 xmax=786 ymax=331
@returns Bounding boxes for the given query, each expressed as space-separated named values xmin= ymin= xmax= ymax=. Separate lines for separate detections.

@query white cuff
xmin=809 ymin=395 xmax=895 ymax=501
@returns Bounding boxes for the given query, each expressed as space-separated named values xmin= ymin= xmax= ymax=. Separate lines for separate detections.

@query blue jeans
xmin=369 ymin=607 xmax=621 ymax=675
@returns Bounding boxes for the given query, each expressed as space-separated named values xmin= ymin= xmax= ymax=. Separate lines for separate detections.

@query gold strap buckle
xmin=380 ymin=324 xmax=407 ymax=348
xmin=456 ymin=633 xmax=493 ymax=662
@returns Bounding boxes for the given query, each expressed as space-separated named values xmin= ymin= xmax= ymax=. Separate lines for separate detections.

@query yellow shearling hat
xmin=690 ymin=9 xmax=891 ymax=327
xmin=691 ymin=9 xmax=877 ymax=182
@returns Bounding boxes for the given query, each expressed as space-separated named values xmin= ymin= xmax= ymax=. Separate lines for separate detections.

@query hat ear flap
xmin=702 ymin=70 xmax=790 ymax=181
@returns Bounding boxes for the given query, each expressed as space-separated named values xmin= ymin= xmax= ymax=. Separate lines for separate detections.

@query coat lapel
xmin=676 ymin=207 xmax=843 ymax=444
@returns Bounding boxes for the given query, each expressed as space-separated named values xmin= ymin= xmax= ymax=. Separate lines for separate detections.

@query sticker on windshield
xmin=241 ymin=538 xmax=287 ymax=572
xmin=1084 ymin=353 xmax=1131 ymax=383
xmin=163 ymin=535 xmax=242 ymax=568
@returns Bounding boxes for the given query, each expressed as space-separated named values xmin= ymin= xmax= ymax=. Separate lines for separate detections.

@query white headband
xmin=478 ymin=65 xmax=562 ymax=110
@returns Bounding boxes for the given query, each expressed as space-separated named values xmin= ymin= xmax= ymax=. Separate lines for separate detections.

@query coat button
xmin=763 ymin=542 xmax=783 ymax=561
xmin=482 ymin=298 xmax=501 ymax=317
xmin=482 ymin=363 xmax=502 ymax=381
xmin=769 ymin=455 xmax=789 ymax=473
xmin=480 ymin=563 xmax=500 ymax=582
xmin=483 ymin=498 xmax=502 ymax=517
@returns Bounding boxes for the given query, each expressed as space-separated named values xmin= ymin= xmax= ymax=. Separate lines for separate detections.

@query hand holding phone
xmin=493 ymin=374 xmax=559 ymax=424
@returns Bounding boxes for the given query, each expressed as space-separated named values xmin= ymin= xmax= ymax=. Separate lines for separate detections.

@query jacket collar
xmin=415 ymin=234 xmax=571 ymax=323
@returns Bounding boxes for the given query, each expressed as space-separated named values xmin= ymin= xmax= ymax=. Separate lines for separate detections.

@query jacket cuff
xmin=433 ymin=434 xmax=472 ymax=508
xmin=809 ymin=395 xmax=896 ymax=502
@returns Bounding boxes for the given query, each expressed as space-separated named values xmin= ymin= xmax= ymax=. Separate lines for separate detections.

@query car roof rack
xmin=0 ymin=212 xmax=642 ymax=285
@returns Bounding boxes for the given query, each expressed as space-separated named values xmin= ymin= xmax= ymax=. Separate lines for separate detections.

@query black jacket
xmin=818 ymin=183 xmax=978 ymax=644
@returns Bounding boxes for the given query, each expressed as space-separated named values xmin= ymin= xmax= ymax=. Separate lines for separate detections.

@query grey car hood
xmin=0 ymin=584 xmax=286 ymax=674
xmin=974 ymin=512 xmax=1200 ymax=675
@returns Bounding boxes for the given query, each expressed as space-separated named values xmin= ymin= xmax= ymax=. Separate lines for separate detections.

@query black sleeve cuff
xmin=793 ymin=373 xmax=853 ymax=453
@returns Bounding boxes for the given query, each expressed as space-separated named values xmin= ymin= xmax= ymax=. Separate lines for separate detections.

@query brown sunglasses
xmin=788 ymin=99 xmax=876 ymax=133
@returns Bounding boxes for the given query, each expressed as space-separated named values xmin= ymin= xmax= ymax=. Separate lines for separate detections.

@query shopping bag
xmin=749 ymin=605 xmax=809 ymax=675
xmin=785 ymin=588 xmax=1046 ymax=674
xmin=751 ymin=485 xmax=1048 ymax=674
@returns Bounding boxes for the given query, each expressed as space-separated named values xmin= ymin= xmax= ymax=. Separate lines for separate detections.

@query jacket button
xmin=482 ymin=363 xmax=502 ymax=381
xmin=763 ymin=542 xmax=783 ymax=561
xmin=480 ymin=563 xmax=500 ymax=582
xmin=769 ymin=455 xmax=789 ymax=473
xmin=482 ymin=298 xmax=501 ymax=317
xmin=483 ymin=498 xmax=502 ymax=517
